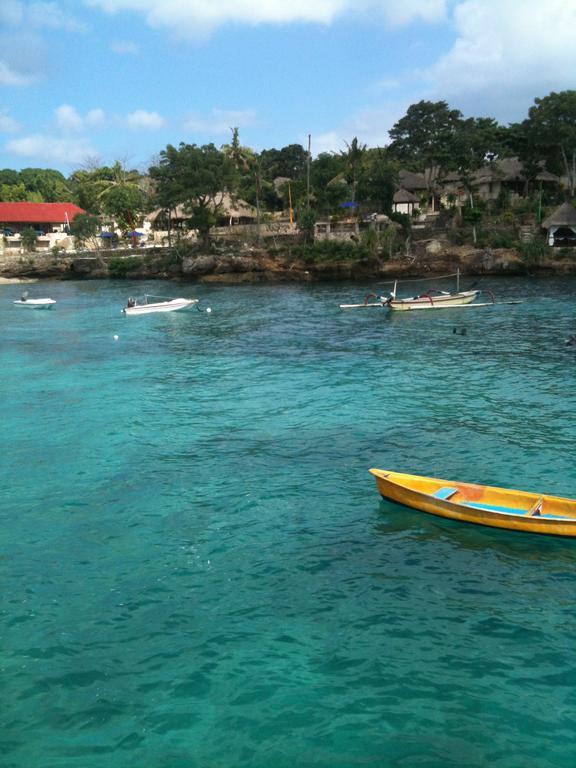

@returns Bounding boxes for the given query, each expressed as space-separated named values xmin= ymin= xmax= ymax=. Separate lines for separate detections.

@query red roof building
xmin=0 ymin=202 xmax=85 ymax=231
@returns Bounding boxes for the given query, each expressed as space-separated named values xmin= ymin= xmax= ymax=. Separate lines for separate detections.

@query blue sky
xmin=1 ymin=0 xmax=576 ymax=175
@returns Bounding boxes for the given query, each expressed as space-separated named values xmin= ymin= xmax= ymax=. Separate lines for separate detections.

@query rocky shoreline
xmin=1 ymin=242 xmax=574 ymax=284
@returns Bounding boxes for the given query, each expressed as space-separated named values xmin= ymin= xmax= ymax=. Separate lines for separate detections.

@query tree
xmin=0 ymin=182 xmax=27 ymax=201
xmin=517 ymin=91 xmax=576 ymax=195
xmin=451 ymin=117 xmax=508 ymax=243
xmin=0 ymin=169 xmax=19 ymax=187
xmin=69 ymin=161 xmax=145 ymax=220
xmin=356 ymin=148 xmax=398 ymax=213
xmin=20 ymin=227 xmax=38 ymax=252
xmin=149 ymin=143 xmax=236 ymax=247
xmin=101 ymin=184 xmax=145 ymax=233
xmin=222 ymin=127 xmax=254 ymax=176
xmin=259 ymin=144 xmax=308 ymax=180
xmin=340 ymin=137 xmax=367 ymax=203
xmin=388 ymin=100 xmax=464 ymax=179
xmin=309 ymin=152 xmax=347 ymax=214
xmin=69 ymin=213 xmax=100 ymax=248
xmin=18 ymin=168 xmax=71 ymax=201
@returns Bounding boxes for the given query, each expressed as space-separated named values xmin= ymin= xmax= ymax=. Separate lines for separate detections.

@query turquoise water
xmin=1 ymin=276 xmax=576 ymax=768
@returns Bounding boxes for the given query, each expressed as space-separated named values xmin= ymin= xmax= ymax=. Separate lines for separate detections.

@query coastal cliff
xmin=1 ymin=241 xmax=575 ymax=283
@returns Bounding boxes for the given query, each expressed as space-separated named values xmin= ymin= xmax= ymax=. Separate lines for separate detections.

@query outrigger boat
xmin=382 ymin=286 xmax=479 ymax=311
xmin=369 ymin=469 xmax=576 ymax=537
xmin=340 ymin=271 xmax=522 ymax=311
xmin=122 ymin=294 xmax=199 ymax=316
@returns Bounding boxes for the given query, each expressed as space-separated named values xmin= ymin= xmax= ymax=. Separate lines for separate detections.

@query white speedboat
xmin=13 ymin=297 xmax=57 ymax=309
xmin=122 ymin=295 xmax=199 ymax=316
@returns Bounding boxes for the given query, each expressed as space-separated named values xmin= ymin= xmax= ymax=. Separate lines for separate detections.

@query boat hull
xmin=369 ymin=469 xmax=576 ymax=536
xmin=123 ymin=298 xmax=198 ymax=315
xmin=388 ymin=290 xmax=479 ymax=311
xmin=13 ymin=298 xmax=56 ymax=309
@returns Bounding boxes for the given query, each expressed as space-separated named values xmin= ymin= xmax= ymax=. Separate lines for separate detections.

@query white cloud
xmin=86 ymin=108 xmax=106 ymax=127
xmin=28 ymin=2 xmax=87 ymax=31
xmin=84 ymin=0 xmax=447 ymax=37
xmin=377 ymin=0 xmax=446 ymax=27
xmin=0 ymin=59 xmax=37 ymax=86
xmin=0 ymin=1 xmax=24 ymax=25
xmin=54 ymin=105 xmax=107 ymax=132
xmin=0 ymin=109 xmax=20 ymax=133
xmin=1 ymin=1 xmax=85 ymax=30
xmin=184 ymin=109 xmax=256 ymax=134
xmin=55 ymin=104 xmax=84 ymax=132
xmin=110 ymin=40 xmax=139 ymax=54
xmin=311 ymin=131 xmax=342 ymax=155
xmin=311 ymin=99 xmax=410 ymax=155
xmin=126 ymin=110 xmax=165 ymax=130
xmin=419 ymin=0 xmax=576 ymax=119
xmin=6 ymin=134 xmax=96 ymax=165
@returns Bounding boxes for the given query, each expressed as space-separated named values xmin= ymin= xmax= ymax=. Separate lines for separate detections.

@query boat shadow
xmin=372 ymin=498 xmax=576 ymax=562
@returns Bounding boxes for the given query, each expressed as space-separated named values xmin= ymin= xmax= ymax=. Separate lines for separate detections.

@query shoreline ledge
xmin=0 ymin=244 xmax=574 ymax=283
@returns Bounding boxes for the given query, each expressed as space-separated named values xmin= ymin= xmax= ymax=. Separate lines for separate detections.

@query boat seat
xmin=433 ymin=489 xmax=574 ymax=521
xmin=463 ymin=501 xmax=528 ymax=515
xmin=433 ymin=487 xmax=458 ymax=500
xmin=528 ymin=497 xmax=544 ymax=517
xmin=462 ymin=501 xmax=572 ymax=521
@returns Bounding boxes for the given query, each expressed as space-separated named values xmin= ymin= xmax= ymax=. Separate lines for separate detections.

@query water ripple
xmin=1 ymin=277 xmax=576 ymax=767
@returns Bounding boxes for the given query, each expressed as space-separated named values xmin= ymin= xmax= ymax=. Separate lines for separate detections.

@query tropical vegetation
xmin=1 ymin=90 xmax=576 ymax=255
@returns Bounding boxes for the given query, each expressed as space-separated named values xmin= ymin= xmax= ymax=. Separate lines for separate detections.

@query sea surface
xmin=1 ymin=275 xmax=576 ymax=768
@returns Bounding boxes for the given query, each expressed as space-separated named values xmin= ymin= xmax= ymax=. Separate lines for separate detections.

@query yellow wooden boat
xmin=369 ymin=469 xmax=576 ymax=536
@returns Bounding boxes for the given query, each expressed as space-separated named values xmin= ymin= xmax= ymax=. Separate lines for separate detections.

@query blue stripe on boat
xmin=433 ymin=487 xmax=458 ymax=500
xmin=463 ymin=502 xmax=571 ymax=521
xmin=463 ymin=501 xmax=528 ymax=515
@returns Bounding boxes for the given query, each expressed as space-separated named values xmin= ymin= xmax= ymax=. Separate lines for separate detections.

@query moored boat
xmin=122 ymin=295 xmax=199 ymax=316
xmin=386 ymin=288 xmax=480 ymax=311
xmin=339 ymin=270 xmax=522 ymax=311
xmin=13 ymin=297 xmax=56 ymax=309
xmin=369 ymin=468 xmax=576 ymax=536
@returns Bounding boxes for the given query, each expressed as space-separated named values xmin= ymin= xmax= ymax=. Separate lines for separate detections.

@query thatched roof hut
xmin=146 ymin=194 xmax=256 ymax=229
xmin=541 ymin=202 xmax=576 ymax=229
xmin=541 ymin=202 xmax=576 ymax=246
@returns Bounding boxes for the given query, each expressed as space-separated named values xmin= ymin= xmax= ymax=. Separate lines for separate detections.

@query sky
xmin=1 ymin=0 xmax=576 ymax=175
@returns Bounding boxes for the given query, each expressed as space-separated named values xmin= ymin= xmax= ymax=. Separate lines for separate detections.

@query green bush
xmin=291 ymin=240 xmax=368 ymax=263
xmin=519 ymin=240 xmax=550 ymax=265
xmin=107 ymin=256 xmax=143 ymax=276
xmin=20 ymin=227 xmax=38 ymax=252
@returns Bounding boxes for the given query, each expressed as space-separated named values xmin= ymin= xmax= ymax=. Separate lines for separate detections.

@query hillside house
xmin=392 ymin=188 xmax=420 ymax=215
xmin=0 ymin=202 xmax=85 ymax=249
xmin=438 ymin=158 xmax=559 ymax=208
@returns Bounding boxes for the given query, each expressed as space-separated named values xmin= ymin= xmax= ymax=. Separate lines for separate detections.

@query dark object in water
xmin=452 ymin=327 xmax=467 ymax=336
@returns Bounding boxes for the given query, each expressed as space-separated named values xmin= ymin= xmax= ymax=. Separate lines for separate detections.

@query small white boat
xmin=13 ymin=297 xmax=56 ymax=309
xmin=122 ymin=295 xmax=199 ymax=316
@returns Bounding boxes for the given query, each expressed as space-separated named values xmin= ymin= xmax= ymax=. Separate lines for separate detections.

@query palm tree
xmin=222 ymin=128 xmax=254 ymax=175
xmin=341 ymin=137 xmax=367 ymax=203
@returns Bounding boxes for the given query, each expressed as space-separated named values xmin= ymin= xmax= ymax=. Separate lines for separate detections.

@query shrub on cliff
xmin=519 ymin=240 xmax=550 ymax=266
xmin=20 ymin=227 xmax=38 ymax=252
xmin=291 ymin=240 xmax=370 ymax=263
xmin=108 ymin=256 xmax=143 ymax=277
